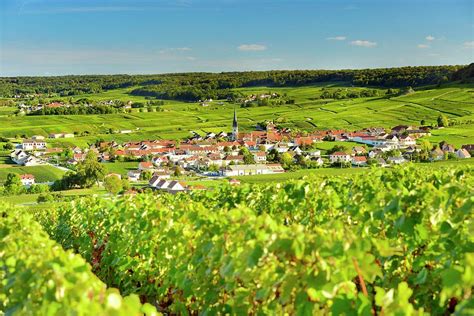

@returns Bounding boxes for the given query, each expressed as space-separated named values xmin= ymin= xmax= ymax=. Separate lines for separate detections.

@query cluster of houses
xmin=241 ymin=93 xmax=279 ymax=104
xmin=17 ymin=100 xmax=134 ymax=114
xmin=5 ymin=110 xmax=473 ymax=192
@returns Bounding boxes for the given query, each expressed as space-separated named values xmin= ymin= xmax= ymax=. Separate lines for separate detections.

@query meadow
xmin=0 ymin=165 xmax=65 ymax=183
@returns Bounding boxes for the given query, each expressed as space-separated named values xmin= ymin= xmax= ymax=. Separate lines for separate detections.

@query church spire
xmin=232 ymin=106 xmax=238 ymax=140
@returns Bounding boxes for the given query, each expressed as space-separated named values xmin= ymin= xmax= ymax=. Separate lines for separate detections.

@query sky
xmin=0 ymin=0 xmax=473 ymax=76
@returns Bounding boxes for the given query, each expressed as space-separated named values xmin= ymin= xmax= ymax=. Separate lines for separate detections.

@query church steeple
xmin=232 ymin=106 xmax=238 ymax=140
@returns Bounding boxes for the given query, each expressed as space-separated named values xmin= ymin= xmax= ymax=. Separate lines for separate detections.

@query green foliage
xmin=104 ymin=175 xmax=123 ymax=195
xmin=4 ymin=173 xmax=24 ymax=195
xmin=36 ymin=166 xmax=474 ymax=315
xmin=76 ymin=151 xmax=106 ymax=188
xmin=0 ymin=203 xmax=158 ymax=315
xmin=140 ymin=170 xmax=153 ymax=181
xmin=0 ymin=66 xmax=460 ymax=99
xmin=437 ymin=114 xmax=449 ymax=127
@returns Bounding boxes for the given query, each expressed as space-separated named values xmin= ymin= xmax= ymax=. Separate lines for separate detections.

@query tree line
xmin=0 ymin=65 xmax=465 ymax=101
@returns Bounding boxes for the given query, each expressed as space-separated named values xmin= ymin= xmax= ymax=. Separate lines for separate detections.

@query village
xmin=6 ymin=108 xmax=474 ymax=193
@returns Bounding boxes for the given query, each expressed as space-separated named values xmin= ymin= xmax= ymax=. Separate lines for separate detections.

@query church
xmin=231 ymin=107 xmax=238 ymax=141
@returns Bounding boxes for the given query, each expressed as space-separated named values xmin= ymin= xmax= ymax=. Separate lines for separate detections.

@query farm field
xmin=0 ymin=165 xmax=65 ymax=183
xmin=0 ymin=83 xmax=473 ymax=148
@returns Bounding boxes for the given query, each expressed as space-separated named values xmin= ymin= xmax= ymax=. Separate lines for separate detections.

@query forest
xmin=0 ymin=65 xmax=466 ymax=102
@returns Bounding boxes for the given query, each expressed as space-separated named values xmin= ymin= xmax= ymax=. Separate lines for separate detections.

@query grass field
xmin=236 ymin=159 xmax=474 ymax=184
xmin=0 ymin=187 xmax=107 ymax=205
xmin=0 ymin=83 xmax=472 ymax=149
xmin=0 ymin=165 xmax=65 ymax=183
xmin=104 ymin=161 xmax=139 ymax=175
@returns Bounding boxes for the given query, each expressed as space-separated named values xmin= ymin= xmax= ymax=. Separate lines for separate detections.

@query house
xmin=223 ymin=164 xmax=284 ymax=177
xmin=352 ymin=146 xmax=367 ymax=156
xmin=151 ymin=179 xmax=170 ymax=190
xmin=127 ymin=170 xmax=142 ymax=182
xmin=431 ymin=148 xmax=445 ymax=161
xmin=368 ymin=149 xmax=383 ymax=158
xmin=352 ymin=156 xmax=367 ymax=166
xmin=149 ymin=175 xmax=164 ymax=188
xmin=152 ymin=171 xmax=171 ymax=180
xmin=22 ymin=139 xmax=46 ymax=151
xmin=152 ymin=156 xmax=169 ymax=166
xmin=398 ymin=135 xmax=416 ymax=147
xmin=265 ymin=164 xmax=285 ymax=173
xmin=253 ymin=151 xmax=267 ymax=162
xmin=387 ymin=156 xmax=407 ymax=164
xmin=461 ymin=144 xmax=474 ymax=153
xmin=167 ymin=180 xmax=186 ymax=193
xmin=456 ymin=149 xmax=471 ymax=159
xmin=308 ymin=150 xmax=321 ymax=157
xmin=391 ymin=125 xmax=412 ymax=134
xmin=23 ymin=155 xmax=40 ymax=166
xmin=288 ymin=146 xmax=303 ymax=155
xmin=31 ymin=135 xmax=45 ymax=141
xmin=440 ymin=143 xmax=455 ymax=153
xmin=329 ymin=152 xmax=351 ymax=164
xmin=20 ymin=174 xmax=35 ymax=187
xmin=229 ymin=178 xmax=241 ymax=186
xmin=313 ymin=157 xmax=324 ymax=167
xmin=138 ymin=161 xmax=155 ymax=171
xmin=224 ymin=155 xmax=244 ymax=165
xmin=10 ymin=150 xmax=29 ymax=165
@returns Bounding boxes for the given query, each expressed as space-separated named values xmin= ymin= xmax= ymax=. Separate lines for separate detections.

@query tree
xmin=420 ymin=119 xmax=426 ymax=126
xmin=121 ymin=179 xmax=130 ymax=191
xmin=4 ymin=173 xmax=23 ymax=195
xmin=29 ymin=184 xmax=50 ymax=194
xmin=280 ymin=152 xmax=294 ymax=170
xmin=104 ymin=175 xmax=123 ymax=195
xmin=267 ymin=148 xmax=280 ymax=162
xmin=76 ymin=151 xmax=106 ymax=187
xmin=140 ymin=170 xmax=152 ymax=181
xmin=3 ymin=142 xmax=13 ymax=150
xmin=437 ymin=114 xmax=449 ymax=127
xmin=174 ymin=166 xmax=183 ymax=177
xmin=37 ymin=193 xmax=54 ymax=203
xmin=327 ymin=145 xmax=346 ymax=155
xmin=209 ymin=164 xmax=220 ymax=172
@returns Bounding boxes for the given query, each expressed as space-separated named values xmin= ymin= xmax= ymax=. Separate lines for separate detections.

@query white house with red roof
xmin=352 ymin=156 xmax=368 ymax=166
xmin=20 ymin=174 xmax=35 ymax=187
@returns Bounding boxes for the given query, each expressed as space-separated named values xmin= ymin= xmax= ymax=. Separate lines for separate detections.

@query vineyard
xmin=1 ymin=166 xmax=464 ymax=315
xmin=0 ymin=203 xmax=157 ymax=315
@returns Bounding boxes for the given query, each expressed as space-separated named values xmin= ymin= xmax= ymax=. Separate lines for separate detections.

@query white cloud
xmin=238 ymin=44 xmax=267 ymax=51
xmin=463 ymin=41 xmax=474 ymax=48
xmin=327 ymin=36 xmax=346 ymax=41
xmin=417 ymin=44 xmax=430 ymax=49
xmin=159 ymin=47 xmax=191 ymax=54
xmin=426 ymin=35 xmax=435 ymax=41
xmin=350 ymin=40 xmax=377 ymax=48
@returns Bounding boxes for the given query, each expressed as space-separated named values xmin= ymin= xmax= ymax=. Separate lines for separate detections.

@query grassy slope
xmin=0 ymin=83 xmax=472 ymax=148
xmin=0 ymin=165 xmax=65 ymax=183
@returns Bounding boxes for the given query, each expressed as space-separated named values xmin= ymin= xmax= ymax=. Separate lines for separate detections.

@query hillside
xmin=0 ymin=82 xmax=473 ymax=148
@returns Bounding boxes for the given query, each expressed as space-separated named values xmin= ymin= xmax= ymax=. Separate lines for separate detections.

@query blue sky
xmin=0 ymin=0 xmax=473 ymax=76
